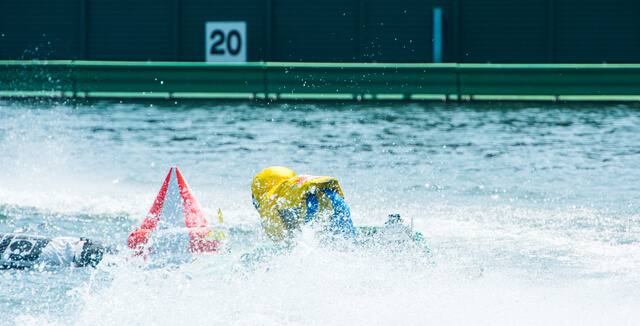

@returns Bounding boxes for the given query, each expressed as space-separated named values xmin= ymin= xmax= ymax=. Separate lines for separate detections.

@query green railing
xmin=2 ymin=61 xmax=640 ymax=101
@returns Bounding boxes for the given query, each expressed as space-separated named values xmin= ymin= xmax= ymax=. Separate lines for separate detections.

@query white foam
xmin=68 ymin=238 xmax=640 ymax=326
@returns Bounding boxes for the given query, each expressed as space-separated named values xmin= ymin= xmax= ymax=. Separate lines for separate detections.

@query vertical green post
xmin=433 ymin=7 xmax=443 ymax=63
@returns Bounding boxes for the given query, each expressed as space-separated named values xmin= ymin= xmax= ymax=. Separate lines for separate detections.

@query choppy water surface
xmin=1 ymin=100 xmax=640 ymax=325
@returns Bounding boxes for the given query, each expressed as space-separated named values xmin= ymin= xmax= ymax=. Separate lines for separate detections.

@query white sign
xmin=205 ymin=22 xmax=247 ymax=62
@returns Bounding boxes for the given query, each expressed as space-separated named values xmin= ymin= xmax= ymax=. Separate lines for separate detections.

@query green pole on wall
xmin=433 ymin=7 xmax=443 ymax=63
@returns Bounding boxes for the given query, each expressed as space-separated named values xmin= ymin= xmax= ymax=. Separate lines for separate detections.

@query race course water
xmin=1 ymin=99 xmax=640 ymax=325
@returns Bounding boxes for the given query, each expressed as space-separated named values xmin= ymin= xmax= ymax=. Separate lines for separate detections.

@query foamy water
xmin=1 ymin=100 xmax=640 ymax=325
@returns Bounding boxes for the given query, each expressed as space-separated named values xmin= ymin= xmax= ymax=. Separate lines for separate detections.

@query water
xmin=1 ymin=99 xmax=640 ymax=325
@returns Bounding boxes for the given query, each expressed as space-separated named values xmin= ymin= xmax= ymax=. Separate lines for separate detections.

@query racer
xmin=251 ymin=166 xmax=356 ymax=243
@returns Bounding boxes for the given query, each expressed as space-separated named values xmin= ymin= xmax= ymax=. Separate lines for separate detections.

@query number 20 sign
xmin=205 ymin=22 xmax=247 ymax=62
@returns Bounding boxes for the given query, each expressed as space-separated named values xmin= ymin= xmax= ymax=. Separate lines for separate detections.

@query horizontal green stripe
xmin=3 ymin=61 xmax=640 ymax=101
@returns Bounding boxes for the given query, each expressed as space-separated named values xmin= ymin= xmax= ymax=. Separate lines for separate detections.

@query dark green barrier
xmin=3 ymin=61 xmax=640 ymax=100
xmin=459 ymin=64 xmax=640 ymax=97
xmin=0 ymin=61 xmax=74 ymax=93
xmin=265 ymin=63 xmax=458 ymax=98
xmin=74 ymin=61 xmax=264 ymax=97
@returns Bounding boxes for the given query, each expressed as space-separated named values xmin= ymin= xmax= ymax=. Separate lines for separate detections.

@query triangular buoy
xmin=128 ymin=167 xmax=220 ymax=256
xmin=139 ymin=166 xmax=208 ymax=231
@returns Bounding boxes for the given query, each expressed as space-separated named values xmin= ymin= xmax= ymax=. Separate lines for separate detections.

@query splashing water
xmin=1 ymin=100 xmax=640 ymax=325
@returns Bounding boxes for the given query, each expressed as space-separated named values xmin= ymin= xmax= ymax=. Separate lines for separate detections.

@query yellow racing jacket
xmin=256 ymin=175 xmax=354 ymax=242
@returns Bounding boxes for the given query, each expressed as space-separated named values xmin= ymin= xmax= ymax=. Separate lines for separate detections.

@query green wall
xmin=1 ymin=0 xmax=639 ymax=63
xmin=3 ymin=61 xmax=640 ymax=101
